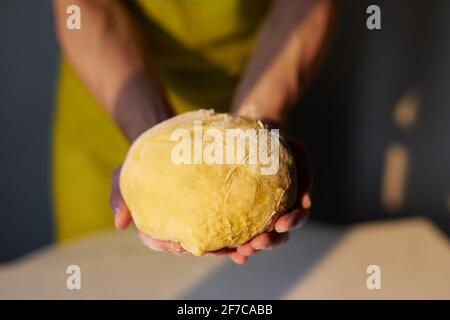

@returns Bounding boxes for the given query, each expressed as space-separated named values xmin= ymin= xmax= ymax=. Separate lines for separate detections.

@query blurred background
xmin=0 ymin=0 xmax=449 ymax=266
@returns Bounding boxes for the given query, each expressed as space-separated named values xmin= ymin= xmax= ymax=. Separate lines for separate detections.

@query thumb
xmin=110 ymin=166 xmax=132 ymax=230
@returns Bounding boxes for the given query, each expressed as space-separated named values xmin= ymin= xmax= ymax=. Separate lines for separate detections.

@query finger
xmin=207 ymin=248 xmax=236 ymax=256
xmin=110 ymin=166 xmax=123 ymax=213
xmin=230 ymin=251 xmax=248 ymax=265
xmin=112 ymin=188 xmax=133 ymax=230
xmin=250 ymin=231 xmax=289 ymax=250
xmin=110 ymin=166 xmax=133 ymax=230
xmin=237 ymin=242 xmax=256 ymax=256
xmin=302 ymin=193 xmax=312 ymax=210
xmin=274 ymin=208 xmax=308 ymax=233
xmin=114 ymin=204 xmax=133 ymax=230
xmin=138 ymin=232 xmax=186 ymax=254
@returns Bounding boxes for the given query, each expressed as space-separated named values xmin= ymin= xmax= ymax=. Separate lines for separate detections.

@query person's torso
xmin=131 ymin=0 xmax=272 ymax=112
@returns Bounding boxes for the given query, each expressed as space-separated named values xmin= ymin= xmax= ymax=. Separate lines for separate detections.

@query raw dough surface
xmin=120 ymin=109 xmax=297 ymax=255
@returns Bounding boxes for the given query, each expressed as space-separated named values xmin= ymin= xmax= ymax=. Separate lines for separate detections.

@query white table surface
xmin=0 ymin=217 xmax=449 ymax=299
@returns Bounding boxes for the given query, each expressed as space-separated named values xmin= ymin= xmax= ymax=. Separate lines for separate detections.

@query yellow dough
xmin=120 ymin=109 xmax=297 ymax=255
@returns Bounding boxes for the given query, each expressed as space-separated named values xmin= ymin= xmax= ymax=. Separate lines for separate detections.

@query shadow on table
xmin=178 ymin=222 xmax=347 ymax=299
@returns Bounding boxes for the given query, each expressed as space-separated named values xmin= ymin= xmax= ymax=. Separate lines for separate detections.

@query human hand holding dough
xmin=111 ymin=110 xmax=311 ymax=263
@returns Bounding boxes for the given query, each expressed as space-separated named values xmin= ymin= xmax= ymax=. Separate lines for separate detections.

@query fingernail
xmin=114 ymin=216 xmax=121 ymax=229
xmin=302 ymin=194 xmax=312 ymax=209
xmin=234 ymin=258 xmax=247 ymax=265
xmin=252 ymin=244 xmax=265 ymax=250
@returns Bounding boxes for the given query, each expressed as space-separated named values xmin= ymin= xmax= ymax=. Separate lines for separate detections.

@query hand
xmin=226 ymin=136 xmax=312 ymax=265
xmin=110 ymin=166 xmax=187 ymax=254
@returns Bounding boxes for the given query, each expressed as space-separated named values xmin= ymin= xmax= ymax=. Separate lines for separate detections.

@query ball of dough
xmin=120 ymin=109 xmax=297 ymax=255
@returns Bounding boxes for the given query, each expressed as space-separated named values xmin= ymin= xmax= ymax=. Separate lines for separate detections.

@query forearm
xmin=53 ymin=0 xmax=172 ymax=141
xmin=233 ymin=0 xmax=335 ymax=125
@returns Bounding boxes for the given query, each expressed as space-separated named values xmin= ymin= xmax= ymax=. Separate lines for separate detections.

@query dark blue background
xmin=0 ymin=1 xmax=57 ymax=261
